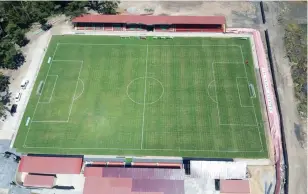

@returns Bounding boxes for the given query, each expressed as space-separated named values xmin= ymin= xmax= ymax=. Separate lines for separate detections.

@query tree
xmin=0 ymin=1 xmax=120 ymax=69
xmin=0 ymin=102 xmax=6 ymax=118
xmin=0 ymin=73 xmax=9 ymax=92
xmin=88 ymin=1 xmax=101 ymax=11
xmin=0 ymin=73 xmax=10 ymax=119
xmin=284 ymin=23 xmax=307 ymax=117
xmin=5 ymin=22 xmax=28 ymax=47
xmin=0 ymin=38 xmax=24 ymax=69
xmin=39 ymin=18 xmax=47 ymax=26
xmin=64 ymin=1 xmax=88 ymax=17
xmin=89 ymin=1 xmax=119 ymax=14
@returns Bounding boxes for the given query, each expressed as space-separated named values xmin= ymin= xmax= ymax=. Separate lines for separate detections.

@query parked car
xmin=10 ymin=104 xmax=17 ymax=115
xmin=15 ymin=92 xmax=22 ymax=102
xmin=21 ymin=79 xmax=29 ymax=89
xmin=41 ymin=23 xmax=52 ymax=31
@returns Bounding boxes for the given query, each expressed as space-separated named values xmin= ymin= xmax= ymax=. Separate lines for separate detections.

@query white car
xmin=21 ymin=79 xmax=29 ymax=89
xmin=15 ymin=92 xmax=22 ymax=102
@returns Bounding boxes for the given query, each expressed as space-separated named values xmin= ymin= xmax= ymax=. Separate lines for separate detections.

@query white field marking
xmin=59 ymin=43 xmax=146 ymax=46
xmin=22 ymin=145 xmax=263 ymax=152
xmin=38 ymin=75 xmax=58 ymax=104
xmin=31 ymin=120 xmax=68 ymax=123
xmin=214 ymin=62 xmax=243 ymax=64
xmin=53 ymin=59 xmax=84 ymax=62
xmin=239 ymin=45 xmax=264 ymax=151
xmin=31 ymin=61 xmax=83 ymax=123
xmin=23 ymin=43 xmax=60 ymax=147
xmin=73 ymin=78 xmax=85 ymax=101
xmin=236 ymin=77 xmax=253 ymax=108
xmin=219 ymin=123 xmax=259 ymax=127
xmin=66 ymin=61 xmax=84 ymax=122
xmin=23 ymin=44 xmax=264 ymax=153
xmin=58 ymin=42 xmax=241 ymax=47
xmin=212 ymin=62 xmax=259 ymax=127
xmin=211 ymin=62 xmax=221 ymax=125
xmin=148 ymin=45 xmax=242 ymax=47
xmin=126 ymin=77 xmax=164 ymax=105
xmin=236 ymin=76 xmax=249 ymax=79
xmin=241 ymin=76 xmax=257 ymax=100
xmin=25 ymin=117 xmax=30 ymax=126
xmin=141 ymin=45 xmax=149 ymax=149
xmin=207 ymin=80 xmax=218 ymax=103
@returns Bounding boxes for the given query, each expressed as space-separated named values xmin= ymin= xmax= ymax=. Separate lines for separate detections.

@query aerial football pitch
xmin=14 ymin=35 xmax=268 ymax=158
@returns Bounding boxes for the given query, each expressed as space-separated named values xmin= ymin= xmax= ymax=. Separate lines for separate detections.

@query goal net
xmin=248 ymin=83 xmax=256 ymax=98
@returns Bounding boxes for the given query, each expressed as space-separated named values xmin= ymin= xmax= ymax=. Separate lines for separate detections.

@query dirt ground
xmin=248 ymin=165 xmax=276 ymax=194
xmin=263 ymin=2 xmax=307 ymax=194
xmin=0 ymin=2 xmax=306 ymax=194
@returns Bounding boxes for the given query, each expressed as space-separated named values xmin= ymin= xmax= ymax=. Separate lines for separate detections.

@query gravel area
xmin=0 ymin=140 xmax=19 ymax=192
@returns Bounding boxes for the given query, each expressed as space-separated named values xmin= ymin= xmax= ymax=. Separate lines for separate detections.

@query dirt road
xmin=263 ymin=2 xmax=307 ymax=194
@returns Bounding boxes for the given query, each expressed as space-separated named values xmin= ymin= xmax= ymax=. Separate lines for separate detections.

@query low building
xmin=15 ymin=156 xmax=253 ymax=194
xmin=72 ymin=15 xmax=226 ymax=33
xmin=16 ymin=156 xmax=84 ymax=191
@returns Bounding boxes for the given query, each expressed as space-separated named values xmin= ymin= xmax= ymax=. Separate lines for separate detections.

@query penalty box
xmin=32 ymin=60 xmax=83 ymax=122
xmin=212 ymin=62 xmax=259 ymax=126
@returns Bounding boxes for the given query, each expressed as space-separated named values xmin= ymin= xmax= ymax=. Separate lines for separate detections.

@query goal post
xmin=248 ymin=83 xmax=256 ymax=98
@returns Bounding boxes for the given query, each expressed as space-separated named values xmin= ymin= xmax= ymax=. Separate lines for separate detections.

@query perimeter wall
xmin=226 ymin=28 xmax=282 ymax=194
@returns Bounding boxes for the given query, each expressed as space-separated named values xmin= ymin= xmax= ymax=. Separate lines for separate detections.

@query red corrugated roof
xmin=72 ymin=15 xmax=226 ymax=25
xmin=132 ymin=193 xmax=163 ymax=194
xmin=108 ymin=162 xmax=125 ymax=166
xmin=18 ymin=156 xmax=83 ymax=174
xmin=84 ymin=167 xmax=103 ymax=177
xmin=92 ymin=161 xmax=107 ymax=165
xmin=157 ymin=163 xmax=182 ymax=168
xmin=132 ymin=162 xmax=158 ymax=167
xmin=83 ymin=177 xmax=132 ymax=194
xmin=23 ymin=174 xmax=55 ymax=188
xmin=220 ymin=180 xmax=250 ymax=193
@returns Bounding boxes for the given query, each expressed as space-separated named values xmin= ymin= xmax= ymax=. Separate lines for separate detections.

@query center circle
xmin=126 ymin=77 xmax=164 ymax=105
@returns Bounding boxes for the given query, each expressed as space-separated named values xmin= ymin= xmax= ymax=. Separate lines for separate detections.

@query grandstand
xmin=72 ymin=15 xmax=226 ymax=32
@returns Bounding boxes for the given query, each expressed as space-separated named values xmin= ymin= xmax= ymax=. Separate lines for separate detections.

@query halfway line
xmin=141 ymin=45 xmax=149 ymax=149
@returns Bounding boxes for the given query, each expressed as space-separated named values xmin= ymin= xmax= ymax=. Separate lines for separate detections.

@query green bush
xmin=284 ymin=23 xmax=307 ymax=118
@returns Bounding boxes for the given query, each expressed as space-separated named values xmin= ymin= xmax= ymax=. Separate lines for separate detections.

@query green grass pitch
xmin=13 ymin=35 xmax=268 ymax=158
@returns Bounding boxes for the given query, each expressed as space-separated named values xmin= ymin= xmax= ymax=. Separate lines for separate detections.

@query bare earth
xmin=263 ymin=2 xmax=307 ymax=194
xmin=0 ymin=2 xmax=306 ymax=194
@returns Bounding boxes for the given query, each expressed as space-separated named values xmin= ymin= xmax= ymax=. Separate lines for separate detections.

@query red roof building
xmin=84 ymin=166 xmax=103 ymax=177
xmin=220 ymin=180 xmax=251 ymax=194
xmin=72 ymin=14 xmax=226 ymax=33
xmin=82 ymin=167 xmax=185 ymax=194
xmin=18 ymin=156 xmax=83 ymax=174
xmin=23 ymin=174 xmax=55 ymax=188
xmin=83 ymin=177 xmax=133 ymax=194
